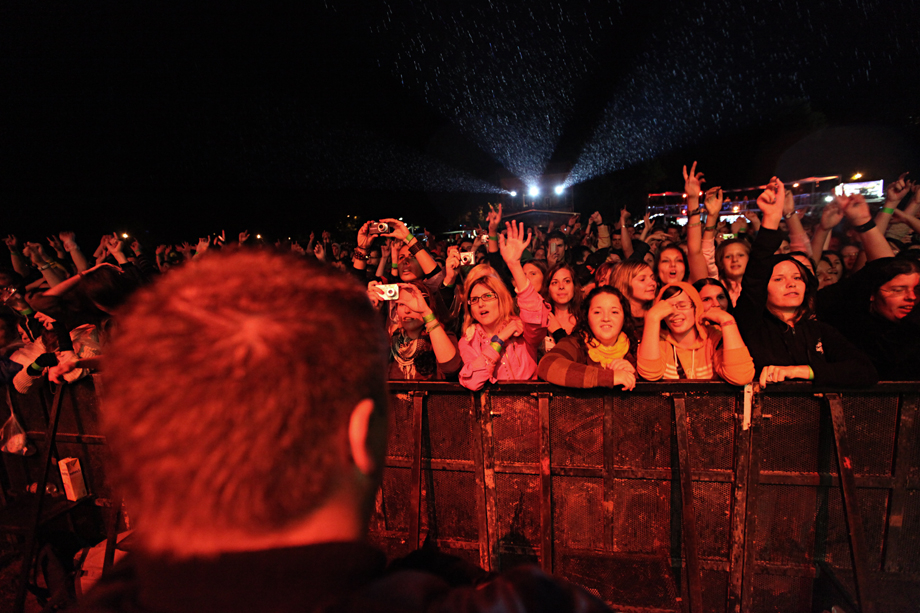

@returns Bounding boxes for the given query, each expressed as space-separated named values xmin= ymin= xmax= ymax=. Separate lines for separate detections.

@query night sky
xmin=3 ymin=0 xmax=919 ymax=243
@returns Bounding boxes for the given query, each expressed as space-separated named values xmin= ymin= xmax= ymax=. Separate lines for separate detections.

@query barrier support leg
xmin=826 ymin=393 xmax=876 ymax=613
xmin=673 ymin=394 xmax=704 ymax=613
xmin=407 ymin=391 xmax=426 ymax=551
xmin=535 ymin=392 xmax=553 ymax=575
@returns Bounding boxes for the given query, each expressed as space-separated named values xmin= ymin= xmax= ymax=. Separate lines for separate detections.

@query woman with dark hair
xmin=538 ymin=286 xmax=636 ymax=389
xmin=818 ymin=256 xmax=920 ymax=380
xmin=637 ymin=283 xmax=753 ymax=384
xmin=541 ymin=262 xmax=582 ymax=344
xmin=735 ymin=179 xmax=877 ymax=387
xmin=692 ymin=278 xmax=731 ymax=312
xmin=654 ymin=244 xmax=688 ymax=286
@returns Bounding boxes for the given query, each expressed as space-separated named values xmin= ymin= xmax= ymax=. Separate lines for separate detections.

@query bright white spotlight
xmin=824 ymin=196 xmax=834 ymax=203
xmin=528 ymin=187 xmax=540 ymax=197
xmin=554 ymin=185 xmax=565 ymax=195
xmin=510 ymin=191 xmax=517 ymax=197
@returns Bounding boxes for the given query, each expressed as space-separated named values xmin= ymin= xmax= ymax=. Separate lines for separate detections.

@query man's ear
xmin=348 ymin=399 xmax=377 ymax=476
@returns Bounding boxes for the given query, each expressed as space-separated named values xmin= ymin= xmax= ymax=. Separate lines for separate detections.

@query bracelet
xmin=704 ymin=225 xmax=718 ymax=232
xmin=720 ymin=319 xmax=737 ymax=327
xmin=442 ymin=282 xmax=455 ymax=289
xmin=407 ymin=241 xmax=423 ymax=256
xmin=688 ymin=208 xmax=701 ymax=217
xmin=426 ymin=322 xmax=441 ymax=333
xmin=404 ymin=235 xmax=416 ymax=245
xmin=490 ymin=335 xmax=505 ymax=347
xmin=490 ymin=342 xmax=504 ymax=353
xmin=688 ymin=220 xmax=702 ymax=228
xmin=853 ymin=219 xmax=876 ymax=233
xmin=352 ymin=251 xmax=368 ymax=261
xmin=882 ymin=207 xmax=895 ymax=215
xmin=488 ymin=235 xmax=498 ymax=242
xmin=422 ymin=313 xmax=436 ymax=324
xmin=807 ymin=366 xmax=815 ymax=381
xmin=19 ymin=307 xmax=34 ymax=317
xmin=390 ymin=263 xmax=399 ymax=269
xmin=38 ymin=262 xmax=53 ymax=271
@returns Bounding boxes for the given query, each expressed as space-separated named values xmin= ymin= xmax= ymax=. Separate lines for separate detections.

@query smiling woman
xmin=734 ymin=178 xmax=877 ymax=388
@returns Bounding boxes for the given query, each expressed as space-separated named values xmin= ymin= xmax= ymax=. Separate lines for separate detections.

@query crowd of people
xmin=1 ymin=166 xmax=919 ymax=394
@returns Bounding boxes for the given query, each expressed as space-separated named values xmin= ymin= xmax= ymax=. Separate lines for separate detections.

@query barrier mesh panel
xmin=419 ymin=469 xmax=479 ymax=542
xmin=822 ymin=486 xmax=888 ymax=570
xmin=552 ymin=475 xmax=604 ymax=551
xmin=760 ymin=394 xmax=823 ymax=473
xmin=610 ymin=478 xmax=672 ymax=554
xmin=751 ymin=573 xmax=813 ymax=613
xmin=686 ymin=393 xmax=735 ymax=471
xmin=702 ymin=569 xmax=729 ymax=613
xmin=491 ymin=395 xmax=539 ymax=464
xmin=613 ymin=394 xmax=673 ymax=469
xmin=386 ymin=393 xmax=414 ymax=460
xmin=550 ymin=395 xmax=603 ymax=468
xmin=693 ymin=481 xmax=731 ymax=559
xmin=380 ymin=466 xmax=413 ymax=533
xmin=495 ymin=472 xmax=541 ymax=559
xmin=425 ymin=393 xmax=473 ymax=462
xmin=558 ymin=553 xmax=679 ymax=610
xmin=754 ymin=484 xmax=817 ymax=565
xmin=895 ymin=490 xmax=920 ymax=573
xmin=841 ymin=394 xmax=898 ymax=476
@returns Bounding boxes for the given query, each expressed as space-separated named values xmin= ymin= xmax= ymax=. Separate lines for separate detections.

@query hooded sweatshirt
xmin=637 ymin=282 xmax=754 ymax=385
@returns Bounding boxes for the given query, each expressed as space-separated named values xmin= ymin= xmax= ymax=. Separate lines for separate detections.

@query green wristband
xmin=487 ymin=235 xmax=498 ymax=242
xmin=490 ymin=342 xmax=503 ymax=353
xmin=422 ymin=313 xmax=436 ymax=324
xmin=390 ymin=263 xmax=398 ymax=269
xmin=807 ymin=366 xmax=815 ymax=381
xmin=882 ymin=207 xmax=895 ymax=215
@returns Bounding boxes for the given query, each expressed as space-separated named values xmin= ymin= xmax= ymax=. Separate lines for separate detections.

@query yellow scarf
xmin=586 ymin=332 xmax=630 ymax=367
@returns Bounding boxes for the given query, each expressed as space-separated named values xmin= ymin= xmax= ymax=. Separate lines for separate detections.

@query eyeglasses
xmin=469 ymin=292 xmax=498 ymax=306
xmin=670 ymin=301 xmax=695 ymax=311
xmin=879 ymin=286 xmax=917 ymax=297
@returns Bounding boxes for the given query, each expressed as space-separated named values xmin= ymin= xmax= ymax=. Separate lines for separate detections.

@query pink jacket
xmin=459 ymin=283 xmax=549 ymax=390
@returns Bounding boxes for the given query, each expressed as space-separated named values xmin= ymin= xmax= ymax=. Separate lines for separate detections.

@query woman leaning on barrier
xmin=734 ymin=179 xmax=878 ymax=388
xmin=458 ymin=221 xmax=549 ymax=391
xmin=637 ymin=282 xmax=754 ymax=385
xmin=537 ymin=286 xmax=637 ymax=390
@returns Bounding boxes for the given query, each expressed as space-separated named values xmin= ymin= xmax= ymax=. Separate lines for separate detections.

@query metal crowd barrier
xmin=1 ymin=378 xmax=918 ymax=612
xmin=370 ymin=381 xmax=920 ymax=613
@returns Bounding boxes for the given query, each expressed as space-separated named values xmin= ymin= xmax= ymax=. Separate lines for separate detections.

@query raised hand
xmin=313 ymin=242 xmax=326 ymax=262
xmin=291 ymin=241 xmax=305 ymax=256
xmin=589 ymin=211 xmax=603 ymax=225
xmin=239 ymin=230 xmax=250 ymax=245
xmin=130 ymin=238 xmax=142 ymax=255
xmin=178 ymin=242 xmax=193 ymax=257
xmin=783 ymin=188 xmax=795 ymax=218
xmin=366 ymin=281 xmax=382 ymax=308
xmin=756 ymin=176 xmax=785 ymax=225
xmin=47 ymin=236 xmax=64 ymax=254
xmin=3 ymin=235 xmax=19 ymax=252
xmin=379 ymin=218 xmax=412 ymax=242
xmin=59 ymin=231 xmax=78 ymax=251
xmin=486 ymin=203 xmax=503 ymax=235
xmin=820 ymin=200 xmax=845 ymax=230
xmin=886 ymin=172 xmax=911 ymax=204
xmin=498 ymin=220 xmax=532 ymax=265
xmin=397 ymin=284 xmax=430 ymax=315
xmin=195 ymin=237 xmax=211 ymax=255
xmin=703 ymin=187 xmax=723 ymax=218
xmin=682 ymin=161 xmax=705 ymax=198
xmin=444 ymin=246 xmax=460 ymax=285
xmin=155 ymin=244 xmax=168 ymax=256
xmin=646 ymin=298 xmax=674 ymax=323
xmin=837 ymin=194 xmax=872 ymax=226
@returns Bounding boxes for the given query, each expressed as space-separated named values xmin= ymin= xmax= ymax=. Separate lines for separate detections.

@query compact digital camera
xmin=368 ymin=222 xmax=391 ymax=235
xmin=460 ymin=252 xmax=476 ymax=266
xmin=377 ymin=284 xmax=400 ymax=300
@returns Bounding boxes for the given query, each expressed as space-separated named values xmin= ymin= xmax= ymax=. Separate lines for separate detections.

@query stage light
xmin=732 ymin=205 xmax=740 ymax=213
xmin=256 ymin=234 xmax=262 ymax=239
xmin=529 ymin=187 xmax=540 ymax=197
xmin=824 ymin=196 xmax=834 ymax=203
xmin=510 ymin=191 xmax=517 ymax=197
xmin=121 ymin=233 xmax=128 ymax=239
xmin=554 ymin=185 xmax=564 ymax=195
xmin=852 ymin=172 xmax=862 ymax=180
xmin=792 ymin=183 xmax=799 ymax=188
xmin=682 ymin=193 xmax=687 ymax=198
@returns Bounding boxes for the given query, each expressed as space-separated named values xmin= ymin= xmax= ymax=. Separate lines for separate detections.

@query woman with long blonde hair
xmin=459 ymin=222 xmax=548 ymax=390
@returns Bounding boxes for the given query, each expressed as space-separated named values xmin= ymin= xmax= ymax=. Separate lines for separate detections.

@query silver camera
xmin=368 ymin=222 xmax=391 ymax=235
xmin=377 ymin=284 xmax=400 ymax=301
xmin=460 ymin=252 xmax=476 ymax=266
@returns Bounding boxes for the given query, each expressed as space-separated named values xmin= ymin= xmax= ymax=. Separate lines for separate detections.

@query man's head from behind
xmin=102 ymin=251 xmax=388 ymax=557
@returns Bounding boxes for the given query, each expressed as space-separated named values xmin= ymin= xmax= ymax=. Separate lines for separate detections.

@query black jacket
xmin=734 ymin=227 xmax=877 ymax=387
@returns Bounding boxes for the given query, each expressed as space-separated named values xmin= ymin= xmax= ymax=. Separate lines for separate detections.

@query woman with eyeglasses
xmin=459 ymin=221 xmax=548 ymax=391
xmin=637 ymin=282 xmax=754 ymax=385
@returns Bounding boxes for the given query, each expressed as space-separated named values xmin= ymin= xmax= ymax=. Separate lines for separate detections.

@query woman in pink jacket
xmin=459 ymin=221 xmax=549 ymax=390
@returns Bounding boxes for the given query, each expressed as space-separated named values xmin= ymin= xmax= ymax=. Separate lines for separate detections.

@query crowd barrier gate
xmin=1 ymin=378 xmax=919 ymax=612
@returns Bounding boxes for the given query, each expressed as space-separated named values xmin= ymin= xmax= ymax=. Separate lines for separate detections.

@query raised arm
xmin=498 ymin=220 xmax=533 ymax=293
xmin=811 ymin=200 xmax=844 ymax=261
xmin=3 ymin=235 xmax=32 ymax=278
xmin=839 ymin=194 xmax=894 ymax=262
xmin=380 ymin=218 xmax=438 ymax=276
xmin=875 ymin=172 xmax=911 ymax=235
xmin=60 ymin=231 xmax=89 ymax=273
xmin=486 ymin=204 xmax=502 ymax=254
